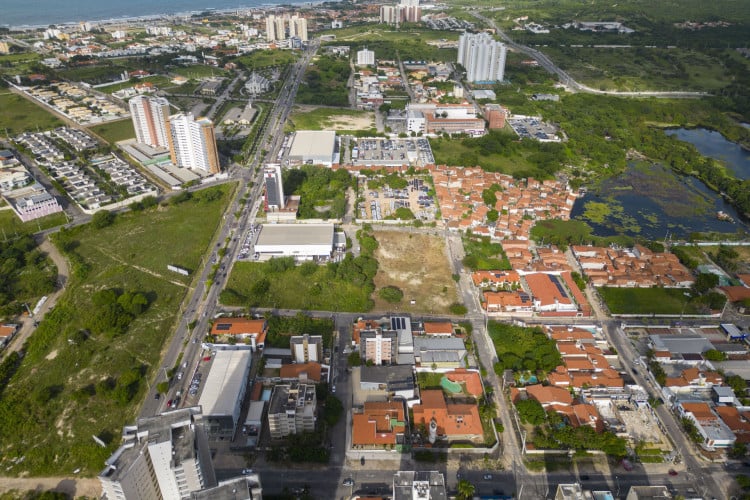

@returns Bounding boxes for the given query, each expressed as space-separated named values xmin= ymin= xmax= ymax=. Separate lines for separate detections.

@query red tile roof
xmin=444 ymin=369 xmax=483 ymax=397
xmin=412 ymin=390 xmax=483 ymax=439
xmin=424 ymin=321 xmax=453 ymax=336
xmin=279 ymin=362 xmax=322 ymax=382
xmin=525 ymin=384 xmax=573 ymax=406
xmin=352 ymin=401 xmax=406 ymax=446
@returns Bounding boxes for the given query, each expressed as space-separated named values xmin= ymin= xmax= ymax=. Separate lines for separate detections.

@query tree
xmin=693 ymin=272 xmax=719 ymax=294
xmin=91 ymin=210 xmax=115 ymax=229
xmin=449 ymin=303 xmax=468 ymax=315
xmin=703 ymin=349 xmax=726 ymax=361
xmin=379 ymin=286 xmax=404 ymax=303
xmin=348 ymin=351 xmax=361 ymax=367
xmin=515 ymin=399 xmax=546 ymax=425
xmin=456 ymin=479 xmax=475 ymax=500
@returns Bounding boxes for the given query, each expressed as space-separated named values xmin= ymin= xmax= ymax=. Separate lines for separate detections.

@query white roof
xmin=256 ymin=223 xmax=334 ymax=247
xmin=198 ymin=350 xmax=252 ymax=417
xmin=288 ymin=130 xmax=336 ymax=161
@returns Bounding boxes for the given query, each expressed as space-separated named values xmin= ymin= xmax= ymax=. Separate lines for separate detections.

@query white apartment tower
xmin=263 ymin=163 xmax=285 ymax=210
xmin=380 ymin=5 xmax=401 ymax=25
xmin=167 ymin=113 xmax=220 ymax=174
xmin=266 ymin=14 xmax=286 ymax=41
xmin=357 ymin=48 xmax=375 ymax=67
xmin=290 ymin=15 xmax=308 ymax=42
xmin=99 ymin=408 xmax=217 ymax=500
xmin=129 ymin=95 xmax=171 ymax=148
xmin=457 ymin=32 xmax=507 ymax=83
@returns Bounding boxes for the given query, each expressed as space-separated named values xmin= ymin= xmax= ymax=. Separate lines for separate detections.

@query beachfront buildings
xmin=167 ymin=113 xmax=221 ymax=174
xmin=457 ymin=32 xmax=507 ymax=83
xmin=129 ymin=95 xmax=171 ymax=148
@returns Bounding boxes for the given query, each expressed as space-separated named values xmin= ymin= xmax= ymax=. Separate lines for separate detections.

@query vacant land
xmin=171 ymin=65 xmax=229 ymax=79
xmin=371 ymin=230 xmax=458 ymax=314
xmin=221 ymin=259 xmax=374 ymax=312
xmin=320 ymin=27 xmax=458 ymax=61
xmin=88 ymin=118 xmax=135 ymax=144
xmin=0 ymin=210 xmax=68 ymax=238
xmin=0 ymin=92 xmax=63 ymax=135
xmin=599 ymin=287 xmax=699 ymax=315
xmin=286 ymin=106 xmax=375 ymax=133
xmin=96 ymin=75 xmax=174 ymax=94
xmin=0 ymin=184 xmax=233 ymax=476
xmin=234 ymin=49 xmax=297 ymax=69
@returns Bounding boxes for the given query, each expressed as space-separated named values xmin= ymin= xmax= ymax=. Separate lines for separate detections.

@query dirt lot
xmin=372 ymin=230 xmax=458 ymax=314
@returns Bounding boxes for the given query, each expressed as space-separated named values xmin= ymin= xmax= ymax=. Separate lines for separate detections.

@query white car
xmin=242 ymin=469 xmax=253 ymax=475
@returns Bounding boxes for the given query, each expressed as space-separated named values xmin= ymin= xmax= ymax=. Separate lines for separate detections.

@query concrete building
xmin=209 ymin=317 xmax=268 ymax=351
xmin=290 ymin=334 xmax=323 ymax=363
xmin=484 ymin=103 xmax=507 ymax=129
xmin=197 ymin=350 xmax=253 ymax=439
xmin=287 ymin=130 xmax=337 ymax=167
xmin=676 ymin=401 xmax=735 ymax=450
xmin=191 ymin=476 xmax=262 ymax=500
xmin=393 ymin=471 xmax=447 ymax=500
xmin=254 ymin=223 xmax=335 ymax=261
xmin=99 ymin=407 xmax=217 ymax=500
xmin=268 ymin=382 xmax=317 ymax=438
xmin=457 ymin=32 xmax=507 ymax=83
xmin=168 ymin=113 xmax=220 ymax=174
xmin=413 ymin=337 xmax=467 ymax=370
xmin=361 ymin=329 xmax=398 ymax=365
xmin=4 ymin=184 xmax=63 ymax=222
xmin=129 ymin=95 xmax=171 ymax=148
xmin=359 ymin=365 xmax=416 ymax=400
xmin=290 ymin=15 xmax=308 ymax=42
xmin=625 ymin=485 xmax=672 ymax=500
xmin=266 ymin=15 xmax=286 ymax=41
xmin=263 ymin=164 xmax=285 ymax=210
xmin=380 ymin=5 xmax=402 ymax=26
xmin=357 ymin=48 xmax=375 ymax=67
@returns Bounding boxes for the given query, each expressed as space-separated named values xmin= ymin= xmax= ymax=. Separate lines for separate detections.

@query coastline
xmin=2 ymin=1 xmax=327 ymax=31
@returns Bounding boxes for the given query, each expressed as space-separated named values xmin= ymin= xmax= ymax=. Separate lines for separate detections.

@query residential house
xmin=352 ymin=401 xmax=407 ymax=448
xmin=0 ymin=324 xmax=18 ymax=348
xmin=676 ymin=401 xmax=735 ymax=450
xmin=412 ymin=390 xmax=483 ymax=443
xmin=279 ymin=362 xmax=323 ymax=383
xmin=210 ymin=318 xmax=267 ymax=351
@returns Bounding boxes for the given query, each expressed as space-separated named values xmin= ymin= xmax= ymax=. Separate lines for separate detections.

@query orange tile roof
xmin=211 ymin=317 xmax=267 ymax=337
xmin=412 ymin=390 xmax=483 ymax=439
xmin=525 ymin=384 xmax=573 ymax=406
xmin=716 ymin=406 xmax=750 ymax=443
xmin=548 ymin=327 xmax=595 ymax=341
xmin=564 ymin=358 xmax=595 ymax=371
xmin=444 ymin=369 xmax=483 ymax=397
xmin=525 ymin=273 xmax=572 ymax=307
xmin=681 ymin=402 xmax=717 ymax=422
xmin=352 ymin=401 xmax=406 ymax=446
xmin=721 ymin=286 xmax=750 ymax=302
xmin=0 ymin=325 xmax=17 ymax=338
xmin=279 ymin=362 xmax=322 ymax=382
xmin=424 ymin=321 xmax=453 ymax=335
xmin=572 ymin=404 xmax=604 ymax=432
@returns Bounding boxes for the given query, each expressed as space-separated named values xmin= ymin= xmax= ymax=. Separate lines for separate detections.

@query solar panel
xmin=549 ymin=275 xmax=567 ymax=297
xmin=215 ymin=323 xmax=231 ymax=331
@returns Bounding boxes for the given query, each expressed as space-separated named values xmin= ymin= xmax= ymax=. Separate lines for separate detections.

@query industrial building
xmin=268 ymin=382 xmax=317 ymax=438
xmin=99 ymin=407 xmax=217 ymax=500
xmin=287 ymin=130 xmax=337 ymax=167
xmin=197 ymin=350 xmax=253 ymax=439
xmin=263 ymin=164 xmax=285 ymax=210
xmin=254 ymin=223 xmax=335 ymax=261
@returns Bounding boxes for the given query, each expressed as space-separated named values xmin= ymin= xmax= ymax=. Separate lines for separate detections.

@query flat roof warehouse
xmin=287 ymin=130 xmax=337 ymax=166
xmin=254 ymin=223 xmax=335 ymax=261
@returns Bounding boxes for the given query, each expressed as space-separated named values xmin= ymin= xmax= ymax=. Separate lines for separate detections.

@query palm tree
xmin=456 ymin=479 xmax=475 ymax=500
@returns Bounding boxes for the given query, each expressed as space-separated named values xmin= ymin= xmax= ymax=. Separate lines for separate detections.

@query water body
xmin=665 ymin=127 xmax=750 ymax=180
xmin=2 ymin=0 xmax=312 ymax=28
xmin=571 ymin=162 xmax=748 ymax=240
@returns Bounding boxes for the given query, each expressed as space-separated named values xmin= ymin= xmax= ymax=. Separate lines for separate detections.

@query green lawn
xmin=0 ymin=210 xmax=68 ymax=238
xmin=96 ymin=75 xmax=174 ymax=94
xmin=0 ymin=52 xmax=42 ymax=76
xmin=88 ymin=118 xmax=135 ymax=144
xmin=0 ymin=93 xmax=63 ymax=135
xmin=429 ymin=132 xmax=541 ymax=177
xmin=234 ymin=50 xmax=297 ymax=69
xmin=0 ymin=184 xmax=234 ymax=476
xmin=221 ymin=260 xmax=374 ymax=312
xmin=599 ymin=287 xmax=698 ymax=315
xmin=171 ymin=65 xmax=229 ymax=79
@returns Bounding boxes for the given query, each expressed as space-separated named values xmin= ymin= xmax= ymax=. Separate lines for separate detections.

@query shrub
xmin=379 ymin=286 xmax=404 ymax=303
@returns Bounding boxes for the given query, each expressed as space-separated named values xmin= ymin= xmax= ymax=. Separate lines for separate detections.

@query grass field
xmin=0 ymin=210 xmax=68 ymax=238
xmin=88 ymin=118 xmax=135 ymax=144
xmin=0 ymin=92 xmax=63 ymax=135
xmin=96 ymin=75 xmax=175 ymax=94
xmin=171 ymin=65 xmax=229 ymax=79
xmin=285 ymin=106 xmax=375 ymax=133
xmin=598 ymin=287 xmax=699 ymax=315
xmin=234 ymin=50 xmax=297 ymax=69
xmin=220 ymin=261 xmax=374 ymax=312
xmin=429 ymin=132 xmax=538 ymax=175
xmin=0 ymin=184 xmax=234 ymax=476
xmin=0 ymin=52 xmax=42 ymax=76
xmin=371 ymin=230 xmax=458 ymax=314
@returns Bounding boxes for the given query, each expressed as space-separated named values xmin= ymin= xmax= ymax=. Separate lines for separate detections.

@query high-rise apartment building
xmin=129 ymin=95 xmax=171 ymax=148
xmin=167 ymin=113 xmax=220 ymax=174
xmin=263 ymin=163 xmax=285 ymax=210
xmin=379 ymin=5 xmax=401 ymax=25
xmin=457 ymin=32 xmax=507 ymax=83
xmin=357 ymin=48 xmax=375 ymax=67
xmin=290 ymin=15 xmax=308 ymax=42
xmin=99 ymin=407 xmax=217 ymax=500
xmin=266 ymin=14 xmax=285 ymax=41
xmin=290 ymin=334 xmax=323 ymax=363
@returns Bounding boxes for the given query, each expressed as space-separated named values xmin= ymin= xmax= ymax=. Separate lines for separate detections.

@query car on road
xmin=342 ymin=478 xmax=354 ymax=486
xmin=203 ymin=356 xmax=211 ymax=361
xmin=483 ymin=474 xmax=493 ymax=480
xmin=154 ymin=393 xmax=160 ymax=400
xmin=668 ymin=469 xmax=678 ymax=476
xmin=241 ymin=469 xmax=253 ymax=475
xmin=167 ymin=399 xmax=173 ymax=407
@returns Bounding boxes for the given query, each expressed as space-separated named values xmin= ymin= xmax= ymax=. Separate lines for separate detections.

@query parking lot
xmin=237 ymin=224 xmax=260 ymax=260
xmin=507 ymin=115 xmax=562 ymax=142
xmin=359 ymin=176 xmax=437 ymax=221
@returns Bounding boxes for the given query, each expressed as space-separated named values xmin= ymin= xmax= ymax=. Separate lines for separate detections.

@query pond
xmin=665 ymin=127 xmax=750 ymax=180
xmin=571 ymin=162 xmax=748 ymax=240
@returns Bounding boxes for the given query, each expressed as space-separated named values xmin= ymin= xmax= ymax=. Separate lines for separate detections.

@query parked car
xmin=483 ymin=474 xmax=493 ymax=480
xmin=154 ymin=393 xmax=160 ymax=400
xmin=167 ymin=399 xmax=173 ymax=407
xmin=242 ymin=469 xmax=253 ymax=475
xmin=668 ymin=469 xmax=678 ymax=476
xmin=343 ymin=478 xmax=354 ymax=486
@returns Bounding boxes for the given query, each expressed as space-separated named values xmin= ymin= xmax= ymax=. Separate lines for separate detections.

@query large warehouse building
xmin=254 ymin=223 xmax=335 ymax=261
xmin=198 ymin=350 xmax=252 ymax=440
xmin=288 ymin=130 xmax=337 ymax=167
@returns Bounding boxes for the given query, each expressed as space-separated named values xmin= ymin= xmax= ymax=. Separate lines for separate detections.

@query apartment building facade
xmin=167 ymin=113 xmax=220 ymax=174
xmin=129 ymin=95 xmax=171 ymax=148
xmin=267 ymin=383 xmax=317 ymax=438
xmin=457 ymin=32 xmax=507 ymax=83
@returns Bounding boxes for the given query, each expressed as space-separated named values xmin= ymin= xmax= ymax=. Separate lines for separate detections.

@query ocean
xmin=2 ymin=0 xmax=305 ymax=28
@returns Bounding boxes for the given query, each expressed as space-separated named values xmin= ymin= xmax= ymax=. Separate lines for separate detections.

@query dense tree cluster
xmin=0 ymin=236 xmax=56 ymax=318
xmin=295 ymin=54 xmax=351 ymax=107
xmin=283 ymin=166 xmax=354 ymax=219
xmin=488 ymin=323 xmax=562 ymax=374
xmin=88 ymin=288 xmax=150 ymax=337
